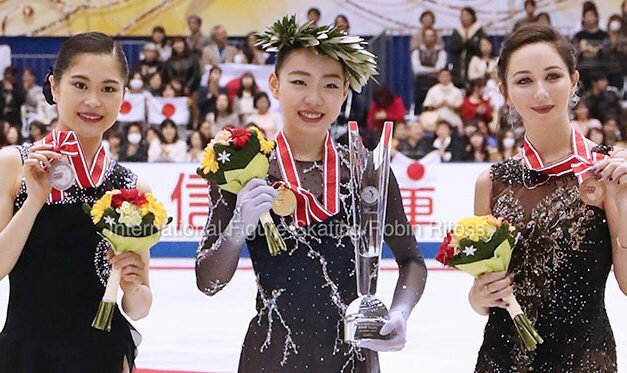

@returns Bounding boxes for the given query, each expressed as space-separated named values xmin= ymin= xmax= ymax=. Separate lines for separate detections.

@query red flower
xmin=230 ymin=128 xmax=252 ymax=149
xmin=111 ymin=188 xmax=148 ymax=208
xmin=435 ymin=231 xmax=457 ymax=266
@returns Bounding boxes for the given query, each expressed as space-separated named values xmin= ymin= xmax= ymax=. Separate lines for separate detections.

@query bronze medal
xmin=579 ymin=177 xmax=606 ymax=206
xmin=272 ymin=187 xmax=297 ymax=217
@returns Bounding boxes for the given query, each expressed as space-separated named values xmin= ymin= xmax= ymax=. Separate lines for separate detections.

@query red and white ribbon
xmin=274 ymin=131 xmax=340 ymax=227
xmin=522 ymin=127 xmax=607 ymax=184
xmin=42 ymin=130 xmax=109 ymax=202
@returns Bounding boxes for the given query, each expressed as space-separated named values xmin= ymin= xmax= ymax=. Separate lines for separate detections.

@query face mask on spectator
xmin=127 ymin=133 xmax=142 ymax=144
xmin=609 ymin=21 xmax=622 ymax=32
xmin=130 ymin=79 xmax=144 ymax=90
xmin=503 ymin=138 xmax=515 ymax=149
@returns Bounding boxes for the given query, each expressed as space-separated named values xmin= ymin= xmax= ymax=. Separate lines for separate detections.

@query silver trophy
xmin=345 ymin=121 xmax=393 ymax=344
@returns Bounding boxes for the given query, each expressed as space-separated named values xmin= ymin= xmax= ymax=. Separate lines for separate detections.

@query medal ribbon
xmin=274 ymin=130 xmax=340 ymax=227
xmin=522 ymin=128 xmax=607 ymax=185
xmin=42 ymin=130 xmax=109 ymax=202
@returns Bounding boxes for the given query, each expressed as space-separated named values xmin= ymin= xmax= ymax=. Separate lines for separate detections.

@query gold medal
xmin=272 ymin=187 xmax=297 ymax=217
xmin=579 ymin=177 xmax=606 ymax=206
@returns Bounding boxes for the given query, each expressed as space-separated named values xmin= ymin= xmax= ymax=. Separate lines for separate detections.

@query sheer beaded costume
xmin=196 ymin=145 xmax=426 ymax=372
xmin=475 ymin=145 xmax=618 ymax=373
xmin=0 ymin=145 xmax=141 ymax=373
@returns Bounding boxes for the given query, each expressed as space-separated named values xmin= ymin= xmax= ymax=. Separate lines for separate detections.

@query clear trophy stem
xmin=345 ymin=121 xmax=393 ymax=346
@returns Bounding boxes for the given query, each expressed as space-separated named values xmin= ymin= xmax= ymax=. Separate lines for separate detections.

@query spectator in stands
xmin=474 ymin=117 xmax=497 ymax=148
xmin=573 ymin=1 xmax=608 ymax=91
xmin=307 ymin=7 xmax=321 ymax=26
xmin=584 ymin=73 xmax=622 ymax=122
xmin=48 ymin=117 xmax=58 ymax=131
xmin=137 ymin=43 xmax=162 ymax=79
xmin=367 ymin=85 xmax=406 ymax=138
xmin=28 ymin=120 xmax=46 ymax=143
xmin=146 ymin=125 xmax=158 ymax=145
xmin=468 ymin=37 xmax=497 ymax=81
xmin=234 ymin=72 xmax=259 ymax=123
xmin=411 ymin=27 xmax=447 ymax=114
xmin=602 ymin=14 xmax=627 ymax=90
xmin=162 ymin=80 xmax=185 ymax=98
xmin=119 ymin=122 xmax=148 ymax=162
xmin=186 ymin=130 xmax=204 ymax=162
xmin=147 ymin=72 xmax=163 ymax=96
xmin=465 ymin=131 xmax=490 ymax=162
xmin=208 ymin=92 xmax=239 ymax=132
xmin=491 ymin=129 xmax=519 ymax=161
xmin=571 ymin=101 xmax=602 ymax=134
xmin=432 ymin=120 xmax=466 ymax=162
xmin=334 ymin=15 xmax=350 ymax=33
xmin=423 ymin=68 xmax=464 ymax=128
xmin=164 ymin=37 xmax=201 ymax=95
xmin=198 ymin=65 xmax=227 ymax=123
xmin=0 ymin=66 xmax=25 ymax=127
xmin=587 ymin=126 xmax=606 ymax=145
xmin=410 ymin=10 xmax=439 ymax=51
xmin=395 ymin=120 xmax=435 ymax=160
xmin=248 ymin=92 xmax=281 ymax=140
xmin=197 ymin=120 xmax=213 ymax=145
xmin=21 ymin=68 xmax=43 ymax=120
xmin=127 ymin=71 xmax=147 ymax=94
xmin=148 ymin=119 xmax=187 ymax=162
xmin=104 ymin=129 xmax=122 ymax=161
xmin=461 ymin=78 xmax=493 ymax=124
xmin=449 ymin=7 xmax=486 ymax=87
xmin=186 ymin=15 xmax=211 ymax=56
xmin=149 ymin=26 xmax=172 ymax=61
xmin=603 ymin=117 xmax=623 ymax=146
xmin=536 ymin=12 xmax=552 ymax=26
xmin=5 ymin=125 xmax=21 ymax=146
xmin=238 ymin=32 xmax=268 ymax=65
xmin=201 ymin=25 xmax=238 ymax=67
xmin=513 ymin=0 xmax=537 ymax=32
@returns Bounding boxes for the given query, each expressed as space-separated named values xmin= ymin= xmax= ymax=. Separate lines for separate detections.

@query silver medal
xmin=48 ymin=161 xmax=76 ymax=191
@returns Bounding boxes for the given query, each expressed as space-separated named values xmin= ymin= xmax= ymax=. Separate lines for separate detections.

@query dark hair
xmin=158 ymin=119 xmax=179 ymax=144
xmin=536 ymin=12 xmax=552 ymax=25
xmin=373 ymin=85 xmax=395 ymax=107
xmin=242 ymin=32 xmax=258 ymax=64
xmin=334 ymin=14 xmax=350 ymax=29
xmin=125 ymin=121 xmax=144 ymax=135
xmin=479 ymin=36 xmax=494 ymax=57
xmin=215 ymin=92 xmax=233 ymax=115
xmin=29 ymin=120 xmax=48 ymax=140
xmin=420 ymin=10 xmax=435 ymax=24
xmin=209 ymin=65 xmax=222 ymax=76
xmin=607 ymin=14 xmax=624 ymax=31
xmin=6 ymin=125 xmax=23 ymax=145
xmin=497 ymin=24 xmax=576 ymax=90
xmin=467 ymin=78 xmax=487 ymax=95
xmin=170 ymin=36 xmax=190 ymax=57
xmin=187 ymin=14 xmax=202 ymax=25
xmin=42 ymin=32 xmax=129 ymax=105
xmin=468 ymin=131 xmax=489 ymax=159
xmin=524 ymin=0 xmax=536 ymax=7
xmin=151 ymin=26 xmax=167 ymax=47
xmin=496 ymin=129 xmax=517 ymax=155
xmin=582 ymin=1 xmax=599 ymax=19
xmin=307 ymin=7 xmax=321 ymax=18
xmin=237 ymin=72 xmax=258 ymax=98
xmin=253 ymin=91 xmax=270 ymax=109
xmin=22 ymin=68 xmax=36 ymax=78
xmin=461 ymin=7 xmax=477 ymax=24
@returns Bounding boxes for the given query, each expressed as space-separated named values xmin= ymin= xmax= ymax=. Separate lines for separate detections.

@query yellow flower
xmin=91 ymin=192 xmax=113 ymax=224
xmin=141 ymin=193 xmax=168 ymax=228
xmin=453 ymin=215 xmax=497 ymax=243
xmin=201 ymin=144 xmax=219 ymax=174
xmin=250 ymin=126 xmax=275 ymax=155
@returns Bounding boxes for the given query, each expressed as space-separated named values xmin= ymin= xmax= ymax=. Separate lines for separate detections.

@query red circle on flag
xmin=162 ymin=103 xmax=176 ymax=118
xmin=407 ymin=162 xmax=425 ymax=180
xmin=120 ymin=101 xmax=131 ymax=114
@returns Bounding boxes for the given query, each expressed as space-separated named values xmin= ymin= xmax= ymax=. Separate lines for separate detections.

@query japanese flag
xmin=391 ymin=150 xmax=440 ymax=186
xmin=148 ymin=96 xmax=190 ymax=126
xmin=117 ymin=93 xmax=145 ymax=122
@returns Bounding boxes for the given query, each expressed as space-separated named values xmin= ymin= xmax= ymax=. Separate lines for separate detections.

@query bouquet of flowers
xmin=436 ymin=215 xmax=544 ymax=351
xmin=197 ymin=126 xmax=286 ymax=255
xmin=84 ymin=188 xmax=170 ymax=331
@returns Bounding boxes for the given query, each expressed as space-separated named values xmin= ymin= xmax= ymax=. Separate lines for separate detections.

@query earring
xmin=569 ymin=83 xmax=580 ymax=108
xmin=507 ymin=105 xmax=519 ymax=128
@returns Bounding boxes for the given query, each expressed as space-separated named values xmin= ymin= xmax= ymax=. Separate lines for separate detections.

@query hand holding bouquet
xmin=84 ymin=188 xmax=170 ymax=331
xmin=197 ymin=126 xmax=286 ymax=255
xmin=436 ymin=215 xmax=544 ymax=351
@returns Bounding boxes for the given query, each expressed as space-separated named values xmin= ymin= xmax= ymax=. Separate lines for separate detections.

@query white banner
xmin=147 ymin=96 xmax=190 ymax=126
xmin=122 ymin=160 xmax=488 ymax=244
xmin=117 ymin=93 xmax=145 ymax=123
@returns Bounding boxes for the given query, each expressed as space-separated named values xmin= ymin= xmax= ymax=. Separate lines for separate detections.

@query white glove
xmin=233 ymin=178 xmax=277 ymax=237
xmin=357 ymin=311 xmax=407 ymax=352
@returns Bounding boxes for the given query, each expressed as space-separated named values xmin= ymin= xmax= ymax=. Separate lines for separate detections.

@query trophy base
xmin=344 ymin=295 xmax=390 ymax=344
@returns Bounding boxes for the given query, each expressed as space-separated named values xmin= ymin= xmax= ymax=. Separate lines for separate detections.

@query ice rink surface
xmin=1 ymin=259 xmax=626 ymax=373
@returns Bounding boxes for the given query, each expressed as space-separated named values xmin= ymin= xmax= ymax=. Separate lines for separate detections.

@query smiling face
xmin=502 ymin=42 xmax=578 ymax=130
xmin=269 ymin=48 xmax=348 ymax=139
xmin=50 ymin=53 xmax=125 ymax=140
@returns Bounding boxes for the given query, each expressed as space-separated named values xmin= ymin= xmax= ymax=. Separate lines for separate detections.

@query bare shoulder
xmin=0 ymin=147 xmax=23 ymax=184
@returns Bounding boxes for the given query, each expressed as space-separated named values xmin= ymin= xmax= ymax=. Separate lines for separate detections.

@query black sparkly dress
xmin=197 ymin=145 xmax=425 ymax=372
xmin=0 ymin=145 xmax=141 ymax=373
xmin=475 ymin=147 xmax=617 ymax=373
